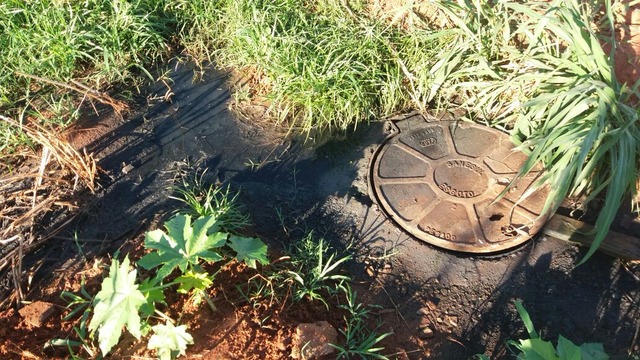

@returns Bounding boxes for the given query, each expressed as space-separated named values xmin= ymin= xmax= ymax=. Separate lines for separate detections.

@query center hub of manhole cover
xmin=434 ymin=160 xmax=489 ymax=198
xmin=369 ymin=114 xmax=551 ymax=253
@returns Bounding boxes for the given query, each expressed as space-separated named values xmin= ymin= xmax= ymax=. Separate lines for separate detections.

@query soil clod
xmin=17 ymin=301 xmax=56 ymax=327
xmin=291 ymin=321 xmax=338 ymax=360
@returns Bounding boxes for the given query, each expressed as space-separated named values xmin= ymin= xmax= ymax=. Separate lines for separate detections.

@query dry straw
xmin=0 ymin=76 xmax=126 ymax=307
xmin=0 ymin=114 xmax=97 ymax=306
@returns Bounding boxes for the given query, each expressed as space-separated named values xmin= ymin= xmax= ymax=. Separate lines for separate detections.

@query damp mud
xmin=1 ymin=60 xmax=639 ymax=359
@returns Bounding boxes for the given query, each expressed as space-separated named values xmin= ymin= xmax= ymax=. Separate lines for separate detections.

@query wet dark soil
xmin=1 ymin=60 xmax=639 ymax=359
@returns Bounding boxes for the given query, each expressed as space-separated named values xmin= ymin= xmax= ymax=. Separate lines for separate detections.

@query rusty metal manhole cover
xmin=370 ymin=114 xmax=551 ymax=253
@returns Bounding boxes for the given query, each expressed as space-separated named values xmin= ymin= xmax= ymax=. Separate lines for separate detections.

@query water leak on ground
xmin=1 ymin=60 xmax=638 ymax=359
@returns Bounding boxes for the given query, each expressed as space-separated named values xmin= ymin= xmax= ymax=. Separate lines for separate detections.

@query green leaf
xmin=175 ymin=270 xmax=213 ymax=294
xmin=512 ymin=338 xmax=560 ymax=360
xmin=148 ymin=321 xmax=194 ymax=360
xmin=228 ymin=235 xmax=269 ymax=268
xmin=557 ymin=335 xmax=581 ymax=360
xmin=515 ymin=300 xmax=539 ymax=339
xmin=138 ymin=277 xmax=166 ymax=317
xmin=88 ymin=257 xmax=147 ymax=356
xmin=46 ymin=338 xmax=83 ymax=348
xmin=579 ymin=342 xmax=609 ymax=360
xmin=138 ymin=215 xmax=227 ymax=281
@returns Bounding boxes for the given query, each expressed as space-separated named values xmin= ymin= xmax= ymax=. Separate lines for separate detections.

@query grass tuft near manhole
xmin=210 ymin=0 xmax=413 ymax=132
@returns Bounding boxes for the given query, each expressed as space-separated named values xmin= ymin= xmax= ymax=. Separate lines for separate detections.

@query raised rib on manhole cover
xmin=370 ymin=114 xmax=551 ymax=253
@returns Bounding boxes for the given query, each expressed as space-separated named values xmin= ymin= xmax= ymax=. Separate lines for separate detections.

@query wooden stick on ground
xmin=543 ymin=214 xmax=640 ymax=260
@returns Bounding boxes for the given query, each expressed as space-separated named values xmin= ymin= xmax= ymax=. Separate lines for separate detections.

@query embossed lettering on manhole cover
xmin=370 ymin=115 xmax=551 ymax=253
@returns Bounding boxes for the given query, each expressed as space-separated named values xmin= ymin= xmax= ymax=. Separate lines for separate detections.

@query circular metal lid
xmin=370 ymin=114 xmax=550 ymax=253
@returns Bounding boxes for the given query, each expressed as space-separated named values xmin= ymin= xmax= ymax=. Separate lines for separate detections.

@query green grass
xmin=236 ymin=230 xmax=390 ymax=359
xmin=506 ymin=1 xmax=640 ymax=264
xmin=171 ymin=168 xmax=251 ymax=233
xmin=332 ymin=284 xmax=392 ymax=359
xmin=286 ymin=233 xmax=352 ymax=306
xmin=0 ymin=0 xmax=174 ymax=153
xmin=430 ymin=0 xmax=640 ymax=263
xmin=1 ymin=0 xmax=638 ymax=260
xmin=474 ymin=301 xmax=610 ymax=360
xmin=211 ymin=0 xmax=410 ymax=132
xmin=0 ymin=0 xmax=172 ymax=96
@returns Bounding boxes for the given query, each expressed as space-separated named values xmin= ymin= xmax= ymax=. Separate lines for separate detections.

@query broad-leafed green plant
xmin=138 ymin=214 xmax=228 ymax=281
xmin=148 ymin=321 xmax=194 ymax=360
xmin=138 ymin=214 xmax=268 ymax=281
xmin=56 ymin=211 xmax=269 ymax=358
xmin=88 ymin=256 xmax=148 ymax=356
xmin=138 ymin=213 xmax=268 ymax=313
xmin=86 ymin=256 xmax=193 ymax=357
xmin=476 ymin=300 xmax=609 ymax=360
xmin=507 ymin=300 xmax=609 ymax=360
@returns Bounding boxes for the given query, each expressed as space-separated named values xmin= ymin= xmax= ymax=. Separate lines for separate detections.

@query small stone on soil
xmin=291 ymin=321 xmax=338 ymax=360
xmin=419 ymin=317 xmax=431 ymax=329
xmin=416 ymin=300 xmax=437 ymax=316
xmin=419 ymin=326 xmax=434 ymax=339
xmin=18 ymin=301 xmax=56 ymax=327
xmin=366 ymin=266 xmax=375 ymax=277
xmin=121 ymin=163 xmax=135 ymax=174
xmin=445 ymin=315 xmax=458 ymax=327
xmin=417 ymin=307 xmax=430 ymax=316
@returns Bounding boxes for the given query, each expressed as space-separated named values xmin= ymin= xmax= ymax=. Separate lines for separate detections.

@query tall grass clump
xmin=211 ymin=0 xmax=420 ymax=133
xmin=0 ymin=0 xmax=173 ymax=152
xmin=0 ymin=0 xmax=172 ymax=100
xmin=506 ymin=0 xmax=639 ymax=263
xmin=428 ymin=0 xmax=639 ymax=263
xmin=165 ymin=0 xmax=226 ymax=65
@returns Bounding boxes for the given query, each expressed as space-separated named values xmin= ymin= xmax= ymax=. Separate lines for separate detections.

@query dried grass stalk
xmin=0 ymin=116 xmax=97 ymax=193
xmin=14 ymin=71 xmax=128 ymax=114
xmin=0 ymin=114 xmax=99 ymax=308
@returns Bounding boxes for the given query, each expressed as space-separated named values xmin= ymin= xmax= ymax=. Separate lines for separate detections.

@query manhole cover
xmin=370 ymin=114 xmax=551 ymax=253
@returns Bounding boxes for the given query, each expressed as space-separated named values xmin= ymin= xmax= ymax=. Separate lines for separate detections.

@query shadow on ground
xmin=18 ymin=60 xmax=640 ymax=359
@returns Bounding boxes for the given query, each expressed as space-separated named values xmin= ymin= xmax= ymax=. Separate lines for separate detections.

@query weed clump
xmin=210 ymin=0 xmax=410 ymax=132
